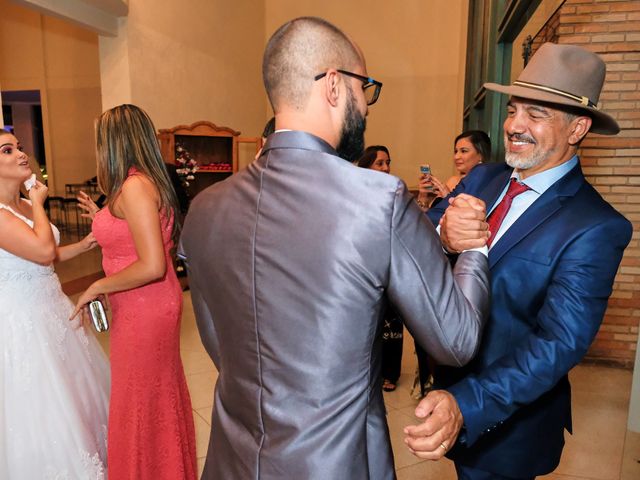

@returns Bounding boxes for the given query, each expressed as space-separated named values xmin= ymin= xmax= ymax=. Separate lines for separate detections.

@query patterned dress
xmin=92 ymin=171 xmax=196 ymax=479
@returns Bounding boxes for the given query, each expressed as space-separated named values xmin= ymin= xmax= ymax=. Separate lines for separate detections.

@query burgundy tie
xmin=487 ymin=178 xmax=530 ymax=247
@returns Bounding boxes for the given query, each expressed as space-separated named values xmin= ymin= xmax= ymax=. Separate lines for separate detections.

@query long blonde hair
xmin=95 ymin=104 xmax=181 ymax=244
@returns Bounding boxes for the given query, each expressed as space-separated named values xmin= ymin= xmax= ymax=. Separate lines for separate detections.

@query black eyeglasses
xmin=314 ymin=69 xmax=383 ymax=106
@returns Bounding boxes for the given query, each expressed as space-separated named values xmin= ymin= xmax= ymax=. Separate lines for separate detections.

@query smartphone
xmin=89 ymin=299 xmax=109 ymax=333
xmin=419 ymin=164 xmax=433 ymax=191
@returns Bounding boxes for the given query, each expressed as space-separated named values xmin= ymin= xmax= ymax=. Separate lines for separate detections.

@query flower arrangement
xmin=175 ymin=142 xmax=199 ymax=187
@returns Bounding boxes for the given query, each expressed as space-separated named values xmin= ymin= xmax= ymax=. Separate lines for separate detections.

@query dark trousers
xmin=381 ymin=316 xmax=403 ymax=383
xmin=456 ymin=464 xmax=535 ymax=480
xmin=415 ymin=343 xmax=436 ymax=395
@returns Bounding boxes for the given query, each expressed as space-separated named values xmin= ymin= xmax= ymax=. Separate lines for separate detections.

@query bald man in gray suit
xmin=180 ymin=16 xmax=491 ymax=480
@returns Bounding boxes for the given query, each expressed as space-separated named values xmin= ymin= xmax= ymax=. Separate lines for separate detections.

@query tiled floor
xmin=59 ymin=248 xmax=639 ymax=480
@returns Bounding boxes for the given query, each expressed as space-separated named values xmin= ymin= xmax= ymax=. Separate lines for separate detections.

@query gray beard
xmin=505 ymin=146 xmax=554 ymax=170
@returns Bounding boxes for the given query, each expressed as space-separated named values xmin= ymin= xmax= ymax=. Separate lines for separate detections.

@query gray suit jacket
xmin=180 ymin=131 xmax=490 ymax=480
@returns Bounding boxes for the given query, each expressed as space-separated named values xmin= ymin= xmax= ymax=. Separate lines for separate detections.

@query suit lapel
xmin=488 ymin=163 xmax=585 ymax=269
xmin=488 ymin=196 xmax=563 ymax=268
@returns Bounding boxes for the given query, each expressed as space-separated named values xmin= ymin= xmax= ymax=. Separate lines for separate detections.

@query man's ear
xmin=568 ymin=115 xmax=592 ymax=145
xmin=323 ymin=69 xmax=342 ymax=108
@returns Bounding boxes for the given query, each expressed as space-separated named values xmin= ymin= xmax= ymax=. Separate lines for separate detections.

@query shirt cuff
xmin=435 ymin=226 xmax=489 ymax=258
xmin=462 ymin=245 xmax=488 ymax=257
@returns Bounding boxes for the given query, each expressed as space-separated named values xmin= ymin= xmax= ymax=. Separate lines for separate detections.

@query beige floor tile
xmin=197 ymin=406 xmax=213 ymax=426
xmin=386 ymin=408 xmax=426 ymax=470
xmin=180 ymin=301 xmax=215 ymax=355
xmin=193 ymin=410 xmax=212 ymax=458
xmin=179 ymin=329 xmax=208 ymax=353
xmin=186 ymin=370 xmax=217 ymax=409
xmin=181 ymin=349 xmax=217 ymax=376
xmin=396 ymin=459 xmax=456 ymax=480
xmin=621 ymin=429 xmax=640 ymax=480
xmin=197 ymin=456 xmax=206 ymax=477
xmin=551 ymin=384 xmax=629 ymax=479
xmin=400 ymin=329 xmax=418 ymax=371
xmin=383 ymin=373 xmax=422 ymax=411
xmin=182 ymin=290 xmax=194 ymax=313
xmin=569 ymin=365 xmax=632 ymax=399
xmin=396 ymin=404 xmax=423 ymax=419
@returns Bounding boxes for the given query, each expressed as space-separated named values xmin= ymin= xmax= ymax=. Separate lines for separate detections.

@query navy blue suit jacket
xmin=427 ymin=161 xmax=632 ymax=477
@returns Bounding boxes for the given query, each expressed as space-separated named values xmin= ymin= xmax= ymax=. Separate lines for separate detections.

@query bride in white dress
xmin=0 ymin=130 xmax=110 ymax=479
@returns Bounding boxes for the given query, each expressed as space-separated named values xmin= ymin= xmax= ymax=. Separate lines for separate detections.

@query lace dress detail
xmin=0 ymin=202 xmax=110 ymax=479
xmin=92 ymin=170 xmax=196 ymax=480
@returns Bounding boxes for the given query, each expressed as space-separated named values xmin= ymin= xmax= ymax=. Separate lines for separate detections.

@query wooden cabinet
xmin=158 ymin=121 xmax=241 ymax=198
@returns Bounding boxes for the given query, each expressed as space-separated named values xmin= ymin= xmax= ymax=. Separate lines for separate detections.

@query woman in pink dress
xmin=72 ymin=104 xmax=197 ymax=479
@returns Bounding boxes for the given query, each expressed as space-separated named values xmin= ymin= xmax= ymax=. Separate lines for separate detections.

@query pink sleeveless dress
xmin=92 ymin=171 xmax=196 ymax=479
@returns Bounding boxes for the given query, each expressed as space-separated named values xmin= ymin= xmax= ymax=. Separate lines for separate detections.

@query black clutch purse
xmin=89 ymin=299 xmax=109 ymax=333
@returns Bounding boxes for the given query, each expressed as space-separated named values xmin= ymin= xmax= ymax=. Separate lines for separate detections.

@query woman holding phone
xmin=416 ymin=130 xmax=490 ymax=210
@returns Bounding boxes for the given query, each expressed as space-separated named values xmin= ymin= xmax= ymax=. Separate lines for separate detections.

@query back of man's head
xmin=263 ymin=17 xmax=362 ymax=112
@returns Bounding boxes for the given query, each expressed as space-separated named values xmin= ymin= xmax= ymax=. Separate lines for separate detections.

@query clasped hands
xmin=403 ymin=194 xmax=488 ymax=461
xmin=438 ymin=193 xmax=489 ymax=253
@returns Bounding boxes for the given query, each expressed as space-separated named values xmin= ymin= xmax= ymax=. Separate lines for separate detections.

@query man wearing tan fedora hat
xmin=404 ymin=43 xmax=632 ymax=479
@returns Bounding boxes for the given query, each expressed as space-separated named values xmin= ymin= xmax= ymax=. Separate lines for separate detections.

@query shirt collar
xmin=511 ymin=155 xmax=579 ymax=195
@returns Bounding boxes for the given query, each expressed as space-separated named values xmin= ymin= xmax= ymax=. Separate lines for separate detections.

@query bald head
xmin=263 ymin=17 xmax=363 ymax=112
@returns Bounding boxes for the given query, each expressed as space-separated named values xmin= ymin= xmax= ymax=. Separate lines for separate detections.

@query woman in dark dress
xmin=356 ymin=145 xmax=403 ymax=392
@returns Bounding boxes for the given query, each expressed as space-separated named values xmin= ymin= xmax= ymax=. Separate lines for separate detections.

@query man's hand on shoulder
xmin=440 ymin=194 xmax=489 ymax=253
xmin=403 ymin=390 xmax=463 ymax=460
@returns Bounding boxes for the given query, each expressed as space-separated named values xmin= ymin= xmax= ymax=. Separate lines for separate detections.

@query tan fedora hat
xmin=484 ymin=42 xmax=619 ymax=135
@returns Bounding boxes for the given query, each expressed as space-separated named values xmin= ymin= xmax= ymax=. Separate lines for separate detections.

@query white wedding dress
xmin=0 ymin=202 xmax=110 ymax=479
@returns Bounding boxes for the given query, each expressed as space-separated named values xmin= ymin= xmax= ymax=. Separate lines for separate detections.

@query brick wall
xmin=531 ymin=0 xmax=640 ymax=367
xmin=532 ymin=8 xmax=560 ymax=52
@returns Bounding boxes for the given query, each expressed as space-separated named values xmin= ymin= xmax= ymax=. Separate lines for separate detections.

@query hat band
xmin=513 ymin=80 xmax=598 ymax=109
